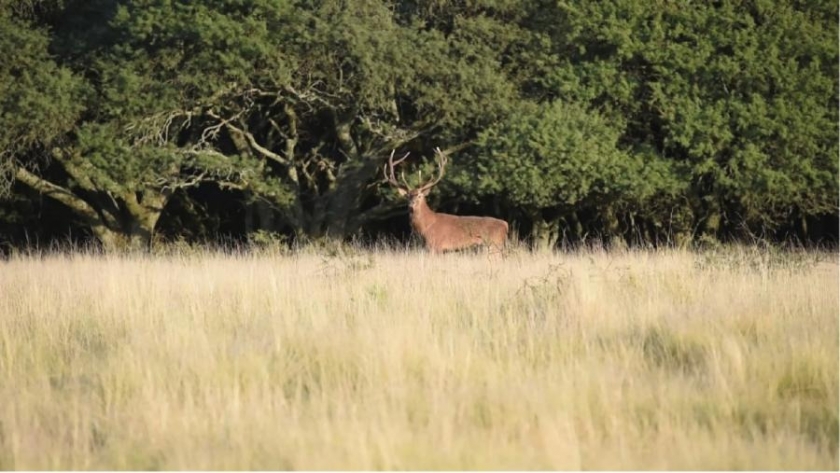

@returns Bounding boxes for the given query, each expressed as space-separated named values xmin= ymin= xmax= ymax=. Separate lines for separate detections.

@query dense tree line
xmin=1 ymin=0 xmax=837 ymax=251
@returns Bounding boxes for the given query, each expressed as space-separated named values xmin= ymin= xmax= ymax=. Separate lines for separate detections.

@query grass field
xmin=0 ymin=245 xmax=837 ymax=469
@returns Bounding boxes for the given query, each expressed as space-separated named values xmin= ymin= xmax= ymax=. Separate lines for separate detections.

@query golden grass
xmin=0 ymin=246 xmax=837 ymax=469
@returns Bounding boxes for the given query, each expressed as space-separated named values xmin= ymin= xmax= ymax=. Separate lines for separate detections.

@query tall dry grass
xmin=0 ymin=246 xmax=837 ymax=469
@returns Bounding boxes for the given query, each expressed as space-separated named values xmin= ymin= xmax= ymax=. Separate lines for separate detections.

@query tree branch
xmin=14 ymin=166 xmax=102 ymax=225
xmin=49 ymin=147 xmax=105 ymax=194
xmin=208 ymin=111 xmax=291 ymax=167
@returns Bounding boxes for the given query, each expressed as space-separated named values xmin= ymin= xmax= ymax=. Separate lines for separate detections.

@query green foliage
xmin=0 ymin=0 xmax=837 ymax=248
xmin=524 ymin=0 xmax=838 ymax=237
xmin=95 ymin=0 xmax=294 ymax=116
xmin=0 ymin=13 xmax=86 ymax=156
xmin=455 ymin=100 xmax=680 ymax=210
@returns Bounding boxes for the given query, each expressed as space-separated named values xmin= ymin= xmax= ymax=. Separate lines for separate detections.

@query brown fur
xmin=407 ymin=190 xmax=508 ymax=253
xmin=383 ymin=146 xmax=509 ymax=254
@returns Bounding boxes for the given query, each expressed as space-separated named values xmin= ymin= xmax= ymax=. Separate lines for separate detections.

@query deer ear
xmin=397 ymin=188 xmax=408 ymax=196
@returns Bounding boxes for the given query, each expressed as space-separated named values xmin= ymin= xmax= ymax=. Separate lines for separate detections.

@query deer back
xmin=413 ymin=211 xmax=508 ymax=252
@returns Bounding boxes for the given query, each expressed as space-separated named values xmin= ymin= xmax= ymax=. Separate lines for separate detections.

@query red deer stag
xmin=384 ymin=148 xmax=509 ymax=253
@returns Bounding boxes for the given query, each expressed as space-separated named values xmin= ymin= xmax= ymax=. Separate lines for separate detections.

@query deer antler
xmin=417 ymin=147 xmax=448 ymax=193
xmin=383 ymin=149 xmax=411 ymax=192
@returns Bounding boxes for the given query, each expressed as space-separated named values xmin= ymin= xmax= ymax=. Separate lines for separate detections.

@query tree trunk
xmin=120 ymin=190 xmax=169 ymax=251
xmin=91 ymin=225 xmax=152 ymax=252
xmin=321 ymin=159 xmax=379 ymax=239
xmin=15 ymin=166 xmax=169 ymax=252
xmin=308 ymin=112 xmax=379 ymax=239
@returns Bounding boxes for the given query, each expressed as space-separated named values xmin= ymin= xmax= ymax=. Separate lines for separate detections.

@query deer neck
xmin=410 ymin=200 xmax=438 ymax=235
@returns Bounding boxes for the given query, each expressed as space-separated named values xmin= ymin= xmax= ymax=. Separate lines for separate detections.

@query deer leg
xmin=485 ymin=239 xmax=507 ymax=260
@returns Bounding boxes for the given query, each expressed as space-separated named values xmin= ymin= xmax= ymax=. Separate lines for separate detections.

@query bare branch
xmin=206 ymin=110 xmax=291 ymax=166
xmin=126 ymin=110 xmax=193 ymax=147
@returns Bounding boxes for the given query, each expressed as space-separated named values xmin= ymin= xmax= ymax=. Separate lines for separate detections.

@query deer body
xmin=384 ymin=148 xmax=509 ymax=253
xmin=409 ymin=195 xmax=508 ymax=253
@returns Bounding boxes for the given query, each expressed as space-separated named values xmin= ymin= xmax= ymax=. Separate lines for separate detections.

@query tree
xmin=186 ymin=0 xmax=521 ymax=239
xmin=522 ymin=0 xmax=838 ymax=241
xmin=28 ymin=0 xmax=522 ymax=244
xmin=450 ymin=99 xmax=680 ymax=248
xmin=1 ymin=0 xmax=836 ymax=250
xmin=2 ymin=2 xmax=251 ymax=250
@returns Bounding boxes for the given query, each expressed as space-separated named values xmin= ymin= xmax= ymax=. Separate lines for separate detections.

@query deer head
xmin=383 ymin=148 xmax=448 ymax=216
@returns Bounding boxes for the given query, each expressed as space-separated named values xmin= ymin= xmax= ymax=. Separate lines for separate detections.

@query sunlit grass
xmin=0 ymin=246 xmax=837 ymax=469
